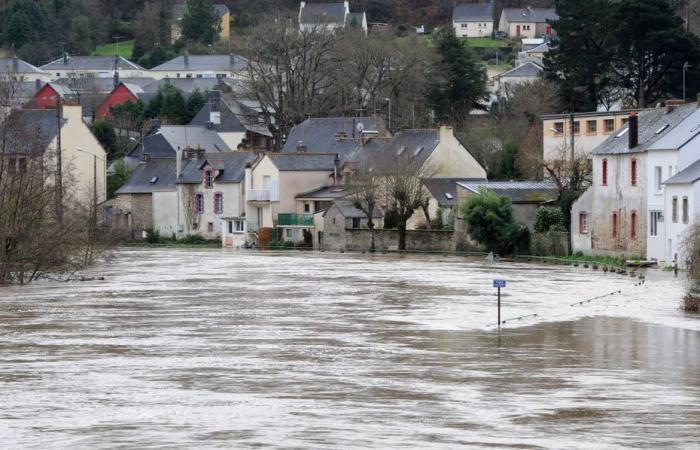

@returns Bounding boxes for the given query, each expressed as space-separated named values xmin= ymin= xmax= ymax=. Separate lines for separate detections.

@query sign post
xmin=493 ymin=279 xmax=506 ymax=328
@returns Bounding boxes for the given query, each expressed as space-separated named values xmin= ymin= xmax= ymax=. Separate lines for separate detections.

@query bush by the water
xmin=535 ymin=207 xmax=565 ymax=233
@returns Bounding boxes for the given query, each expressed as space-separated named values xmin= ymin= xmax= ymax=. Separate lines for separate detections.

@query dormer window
xmin=204 ymin=170 xmax=214 ymax=188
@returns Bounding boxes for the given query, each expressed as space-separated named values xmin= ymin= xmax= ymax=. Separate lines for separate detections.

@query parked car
xmin=494 ymin=31 xmax=507 ymax=40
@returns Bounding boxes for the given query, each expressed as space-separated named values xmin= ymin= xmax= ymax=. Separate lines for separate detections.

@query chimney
xmin=245 ymin=162 xmax=252 ymax=191
xmin=628 ymin=112 xmax=638 ymax=149
xmin=12 ymin=55 xmax=18 ymax=72
xmin=333 ymin=154 xmax=340 ymax=185
xmin=297 ymin=140 xmax=307 ymax=152
xmin=63 ymin=53 xmax=69 ymax=65
xmin=113 ymin=55 xmax=120 ymax=88
xmin=35 ymin=79 xmax=42 ymax=90
xmin=229 ymin=53 xmax=236 ymax=67
xmin=176 ymin=146 xmax=183 ymax=178
xmin=184 ymin=53 xmax=189 ymax=66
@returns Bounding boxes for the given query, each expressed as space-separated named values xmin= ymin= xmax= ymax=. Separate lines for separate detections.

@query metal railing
xmin=277 ymin=213 xmax=314 ymax=227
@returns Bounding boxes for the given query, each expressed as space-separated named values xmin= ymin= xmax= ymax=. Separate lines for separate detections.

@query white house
xmin=298 ymin=1 xmax=367 ymax=34
xmin=148 ymin=54 xmax=248 ymax=80
xmin=453 ymin=2 xmax=494 ymax=38
xmin=493 ymin=62 xmax=542 ymax=99
xmin=40 ymin=55 xmax=146 ymax=80
xmin=0 ymin=57 xmax=52 ymax=82
xmin=498 ymin=7 xmax=557 ymax=39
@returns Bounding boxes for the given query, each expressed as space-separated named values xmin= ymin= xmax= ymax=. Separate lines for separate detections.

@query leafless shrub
xmin=682 ymin=224 xmax=700 ymax=312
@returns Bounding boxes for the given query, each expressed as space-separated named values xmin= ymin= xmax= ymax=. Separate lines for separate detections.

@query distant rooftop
xmin=458 ymin=180 xmax=558 ymax=203
xmin=41 ymin=55 xmax=144 ymax=72
xmin=150 ymin=54 xmax=248 ymax=72
xmin=453 ymin=3 xmax=494 ymax=22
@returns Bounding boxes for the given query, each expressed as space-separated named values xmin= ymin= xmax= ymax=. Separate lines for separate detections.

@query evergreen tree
xmin=0 ymin=0 xmax=49 ymax=50
xmin=180 ymin=0 xmax=221 ymax=45
xmin=185 ymin=89 xmax=207 ymax=123
xmin=428 ymin=28 xmax=488 ymax=124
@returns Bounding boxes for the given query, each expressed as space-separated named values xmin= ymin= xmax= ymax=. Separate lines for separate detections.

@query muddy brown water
xmin=0 ymin=249 xmax=698 ymax=449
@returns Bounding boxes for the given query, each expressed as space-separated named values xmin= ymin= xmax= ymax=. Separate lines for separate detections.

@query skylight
xmin=655 ymin=124 xmax=669 ymax=135
xmin=414 ymin=146 xmax=424 ymax=156
xmin=444 ymin=193 xmax=454 ymax=200
xmin=616 ymin=128 xmax=629 ymax=138
xmin=150 ymin=176 xmax=159 ymax=184
xmin=397 ymin=146 xmax=406 ymax=156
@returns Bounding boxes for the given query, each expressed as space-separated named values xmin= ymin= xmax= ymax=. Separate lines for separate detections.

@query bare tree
xmin=180 ymin=184 xmax=200 ymax=233
xmin=349 ymin=163 xmax=380 ymax=252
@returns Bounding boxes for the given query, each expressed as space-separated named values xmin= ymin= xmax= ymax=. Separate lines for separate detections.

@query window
xmin=234 ymin=220 xmax=244 ymax=232
xmin=196 ymin=74 xmax=203 ymax=78
xmin=683 ymin=196 xmax=689 ymax=224
xmin=672 ymin=196 xmax=678 ymax=223
xmin=195 ymin=193 xmax=204 ymax=214
xmin=204 ymin=170 xmax=214 ymax=188
xmin=621 ymin=118 xmax=628 ymax=126
xmin=352 ymin=217 xmax=361 ymax=229
xmin=650 ymin=211 xmax=663 ymax=236
xmin=630 ymin=211 xmax=637 ymax=239
xmin=207 ymin=222 xmax=214 ymax=232
xmin=214 ymin=193 xmax=223 ymax=214
xmin=612 ymin=212 xmax=618 ymax=238
xmin=579 ymin=213 xmax=588 ymax=234
xmin=604 ymin=119 xmax=615 ymax=132
xmin=587 ymin=120 xmax=597 ymax=134
xmin=286 ymin=229 xmax=293 ymax=239
xmin=631 ymin=159 xmax=637 ymax=186
xmin=304 ymin=202 xmax=311 ymax=213
xmin=461 ymin=23 xmax=468 ymax=28
xmin=602 ymin=159 xmax=608 ymax=186
xmin=572 ymin=121 xmax=580 ymax=134
xmin=553 ymin=122 xmax=564 ymax=134
xmin=655 ymin=166 xmax=662 ymax=191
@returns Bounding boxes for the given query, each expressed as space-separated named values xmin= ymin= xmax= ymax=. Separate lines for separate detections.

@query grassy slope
xmin=94 ymin=40 xmax=135 ymax=58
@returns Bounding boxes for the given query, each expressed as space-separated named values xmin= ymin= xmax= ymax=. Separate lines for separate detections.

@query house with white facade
xmin=571 ymin=102 xmax=697 ymax=259
xmin=148 ymin=54 xmax=248 ymax=80
xmin=0 ymin=57 xmax=52 ymax=82
xmin=498 ymin=7 xmax=557 ymax=39
xmin=298 ymin=1 xmax=367 ymax=34
xmin=40 ymin=55 xmax=146 ymax=79
xmin=453 ymin=2 xmax=494 ymax=38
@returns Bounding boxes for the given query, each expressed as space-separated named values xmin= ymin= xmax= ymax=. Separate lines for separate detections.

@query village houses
xmin=498 ymin=7 xmax=557 ymax=39
xmin=452 ymin=2 xmax=494 ymax=38
xmin=298 ymin=1 xmax=367 ymax=34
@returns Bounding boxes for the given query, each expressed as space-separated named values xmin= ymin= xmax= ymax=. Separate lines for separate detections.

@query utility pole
xmin=93 ymin=154 xmax=98 ymax=232
xmin=55 ymin=96 xmax=63 ymax=222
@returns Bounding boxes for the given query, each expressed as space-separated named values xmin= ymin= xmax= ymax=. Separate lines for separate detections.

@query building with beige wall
xmin=498 ymin=8 xmax=557 ymax=39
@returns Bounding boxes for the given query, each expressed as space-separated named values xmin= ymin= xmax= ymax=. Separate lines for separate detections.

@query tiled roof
xmin=594 ymin=104 xmax=697 ymax=155
xmin=332 ymin=199 xmax=383 ymax=219
xmin=41 ymin=55 xmax=144 ymax=71
xmin=453 ymin=3 xmax=494 ymax=22
xmin=142 ymin=77 xmax=230 ymax=94
xmin=495 ymin=62 xmax=542 ymax=79
xmin=647 ymin=108 xmax=700 ymax=151
xmin=300 ymin=3 xmax=347 ymax=24
xmin=282 ymin=117 xmax=381 ymax=153
xmin=150 ymin=55 xmax=248 ymax=72
xmin=296 ymin=185 xmax=350 ymax=199
xmin=177 ymin=151 xmax=257 ymax=184
xmin=0 ymin=110 xmax=62 ymax=155
xmin=189 ymin=94 xmax=247 ymax=133
xmin=666 ymin=159 xmax=700 ymax=185
xmin=423 ymin=177 xmax=487 ymax=207
xmin=0 ymin=58 xmax=48 ymax=75
xmin=126 ymin=125 xmax=231 ymax=160
xmin=54 ymin=77 xmax=156 ymax=94
xmin=353 ymin=129 xmax=440 ymax=171
xmin=116 ymin=159 xmax=177 ymax=194
xmin=457 ymin=180 xmax=558 ymax=203
xmin=268 ymin=153 xmax=337 ymax=171
xmin=502 ymin=8 xmax=558 ymax=23
xmin=526 ymin=42 xmax=550 ymax=54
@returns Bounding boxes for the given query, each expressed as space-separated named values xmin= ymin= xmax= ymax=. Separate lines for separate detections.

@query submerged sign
xmin=493 ymin=279 xmax=506 ymax=288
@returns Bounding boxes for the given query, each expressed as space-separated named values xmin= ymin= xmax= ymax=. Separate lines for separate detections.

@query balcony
xmin=277 ymin=213 xmax=314 ymax=227
xmin=247 ymin=188 xmax=279 ymax=202
xmin=246 ymin=221 xmax=259 ymax=232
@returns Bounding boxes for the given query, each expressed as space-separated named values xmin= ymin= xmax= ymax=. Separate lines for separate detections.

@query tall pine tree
xmin=181 ymin=0 xmax=221 ymax=45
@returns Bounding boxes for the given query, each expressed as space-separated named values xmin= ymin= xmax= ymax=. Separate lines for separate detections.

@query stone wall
xmin=106 ymin=193 xmax=153 ymax=237
xmin=531 ymin=231 xmax=571 ymax=256
xmin=324 ymin=228 xmax=459 ymax=252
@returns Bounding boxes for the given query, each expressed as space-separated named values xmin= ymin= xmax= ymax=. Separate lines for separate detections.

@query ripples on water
xmin=0 ymin=249 xmax=699 ymax=449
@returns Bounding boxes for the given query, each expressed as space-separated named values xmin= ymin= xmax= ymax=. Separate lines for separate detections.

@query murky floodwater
xmin=1 ymin=249 xmax=699 ymax=449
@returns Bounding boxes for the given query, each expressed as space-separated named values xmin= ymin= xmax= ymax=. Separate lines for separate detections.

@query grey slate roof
xmin=355 ymin=129 xmax=440 ymax=170
xmin=53 ymin=77 xmax=156 ymax=94
xmin=189 ymin=95 xmax=247 ymax=133
xmin=457 ymin=180 xmax=558 ymax=203
xmin=282 ymin=117 xmax=381 ymax=153
xmin=0 ymin=58 xmax=48 ymax=75
xmin=495 ymin=62 xmax=542 ymax=79
xmin=647 ymin=108 xmax=700 ymax=151
xmin=142 ymin=77 xmax=229 ymax=94
xmin=300 ymin=3 xmax=347 ymax=24
xmin=0 ymin=110 xmax=61 ymax=155
xmin=329 ymin=137 xmax=391 ymax=165
xmin=177 ymin=151 xmax=257 ymax=184
xmin=526 ymin=42 xmax=550 ymax=54
xmin=423 ymin=177 xmax=487 ymax=207
xmin=173 ymin=3 xmax=229 ymax=19
xmin=296 ymin=185 xmax=350 ymax=199
xmin=126 ymin=125 xmax=231 ymax=160
xmin=502 ymin=8 xmax=558 ymax=23
xmin=0 ymin=81 xmax=42 ymax=102
xmin=333 ymin=199 xmax=383 ymax=219
xmin=594 ymin=104 xmax=697 ymax=155
xmin=268 ymin=153 xmax=337 ymax=171
xmin=665 ymin=159 xmax=700 ymax=185
xmin=150 ymin=55 xmax=248 ymax=72
xmin=41 ymin=55 xmax=144 ymax=72
xmin=453 ymin=3 xmax=494 ymax=22
xmin=116 ymin=159 xmax=177 ymax=194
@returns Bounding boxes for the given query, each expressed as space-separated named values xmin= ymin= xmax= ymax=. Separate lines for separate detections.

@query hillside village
xmin=2 ymin=0 xmax=700 ymax=270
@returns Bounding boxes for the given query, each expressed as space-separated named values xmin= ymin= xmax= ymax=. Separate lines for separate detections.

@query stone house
xmin=571 ymin=103 xmax=697 ymax=258
xmin=453 ymin=2 xmax=494 ymax=38
xmin=319 ymin=199 xmax=384 ymax=250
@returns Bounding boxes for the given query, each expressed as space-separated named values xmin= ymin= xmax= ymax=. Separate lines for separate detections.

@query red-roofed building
xmin=31 ymin=83 xmax=78 ymax=109
xmin=95 ymin=82 xmax=144 ymax=120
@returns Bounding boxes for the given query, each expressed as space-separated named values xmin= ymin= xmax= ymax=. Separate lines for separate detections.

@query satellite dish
xmin=357 ymin=122 xmax=364 ymax=133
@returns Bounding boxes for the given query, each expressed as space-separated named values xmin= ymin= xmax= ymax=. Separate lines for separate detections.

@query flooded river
xmin=1 ymin=249 xmax=699 ymax=449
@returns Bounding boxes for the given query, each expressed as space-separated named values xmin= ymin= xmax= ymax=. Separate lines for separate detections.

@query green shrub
xmin=535 ymin=207 xmax=565 ymax=233
xmin=179 ymin=234 xmax=208 ymax=244
xmin=145 ymin=228 xmax=160 ymax=244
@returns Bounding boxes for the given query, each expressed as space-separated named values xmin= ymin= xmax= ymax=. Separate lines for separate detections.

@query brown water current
xmin=0 ymin=249 xmax=699 ymax=449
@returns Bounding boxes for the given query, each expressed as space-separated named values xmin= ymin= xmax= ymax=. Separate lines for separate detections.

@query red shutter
xmin=602 ymin=159 xmax=608 ymax=185
xmin=631 ymin=212 xmax=637 ymax=239
xmin=631 ymin=159 xmax=637 ymax=186
xmin=612 ymin=212 xmax=617 ymax=238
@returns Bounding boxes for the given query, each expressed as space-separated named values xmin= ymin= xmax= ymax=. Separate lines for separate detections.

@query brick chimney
xmin=628 ymin=112 xmax=638 ymax=149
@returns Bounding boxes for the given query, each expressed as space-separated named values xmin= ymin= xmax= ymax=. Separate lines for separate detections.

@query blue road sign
xmin=493 ymin=279 xmax=506 ymax=288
